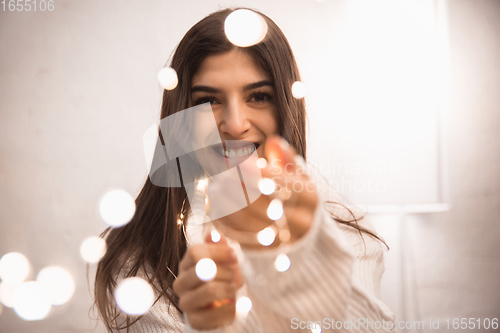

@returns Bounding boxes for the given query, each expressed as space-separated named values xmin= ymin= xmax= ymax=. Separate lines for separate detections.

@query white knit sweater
xmin=122 ymin=185 xmax=396 ymax=333
xmin=119 ymin=160 xmax=395 ymax=332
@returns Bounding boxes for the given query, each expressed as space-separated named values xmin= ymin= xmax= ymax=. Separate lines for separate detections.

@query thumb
xmin=265 ymin=136 xmax=297 ymax=174
xmin=205 ymin=230 xmax=244 ymax=289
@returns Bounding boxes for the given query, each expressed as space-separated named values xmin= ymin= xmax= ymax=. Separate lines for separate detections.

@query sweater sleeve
xmin=234 ymin=197 xmax=396 ymax=332
xmin=126 ymin=174 xmax=395 ymax=333
xmin=184 ymin=197 xmax=396 ymax=333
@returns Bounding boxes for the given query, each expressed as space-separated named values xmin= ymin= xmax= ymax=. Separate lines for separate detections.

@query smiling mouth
xmin=214 ymin=143 xmax=260 ymax=158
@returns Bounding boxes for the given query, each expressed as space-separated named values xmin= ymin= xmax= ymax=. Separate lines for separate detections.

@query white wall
xmin=0 ymin=0 xmax=498 ymax=332
xmin=373 ymin=0 xmax=500 ymax=331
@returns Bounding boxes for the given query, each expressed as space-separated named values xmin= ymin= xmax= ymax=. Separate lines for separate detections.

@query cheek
xmin=260 ymin=110 xmax=279 ymax=137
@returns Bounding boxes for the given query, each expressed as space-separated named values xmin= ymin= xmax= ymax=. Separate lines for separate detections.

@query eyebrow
xmin=191 ymin=80 xmax=274 ymax=93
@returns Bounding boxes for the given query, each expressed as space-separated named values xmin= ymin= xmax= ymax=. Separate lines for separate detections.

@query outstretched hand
xmin=213 ymin=135 xmax=319 ymax=249
xmin=173 ymin=232 xmax=244 ymax=330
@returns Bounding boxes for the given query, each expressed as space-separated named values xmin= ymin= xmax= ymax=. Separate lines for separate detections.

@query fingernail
xmin=294 ymin=155 xmax=306 ymax=169
xmin=229 ymin=249 xmax=237 ymax=262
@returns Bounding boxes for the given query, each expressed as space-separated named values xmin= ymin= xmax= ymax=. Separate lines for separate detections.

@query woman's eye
xmin=249 ymin=92 xmax=273 ymax=103
xmin=194 ymin=96 xmax=218 ymax=106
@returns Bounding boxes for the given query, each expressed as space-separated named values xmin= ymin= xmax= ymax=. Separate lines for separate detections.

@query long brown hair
xmin=94 ymin=7 xmax=386 ymax=332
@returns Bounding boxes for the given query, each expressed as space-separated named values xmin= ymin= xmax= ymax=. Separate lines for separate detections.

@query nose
xmin=218 ymin=99 xmax=251 ymax=138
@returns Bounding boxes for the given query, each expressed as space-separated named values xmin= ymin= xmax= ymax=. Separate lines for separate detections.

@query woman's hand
xmin=173 ymin=233 xmax=244 ymax=330
xmin=212 ymin=136 xmax=319 ymax=249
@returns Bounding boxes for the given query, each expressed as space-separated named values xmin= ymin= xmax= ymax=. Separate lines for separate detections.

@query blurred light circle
xmin=36 ymin=267 xmax=75 ymax=306
xmin=195 ymin=258 xmax=217 ymax=281
xmin=224 ymin=9 xmax=268 ymax=47
xmin=258 ymin=178 xmax=276 ymax=195
xmin=267 ymin=199 xmax=284 ymax=221
xmin=210 ymin=230 xmax=221 ymax=243
xmin=13 ymin=281 xmax=51 ymax=321
xmin=256 ymin=158 xmax=267 ymax=169
xmin=274 ymin=253 xmax=291 ymax=272
xmin=0 ymin=252 xmax=30 ymax=283
xmin=196 ymin=179 xmax=208 ymax=191
xmin=99 ymin=189 xmax=136 ymax=227
xmin=311 ymin=322 xmax=322 ymax=333
xmin=114 ymin=277 xmax=154 ymax=315
xmin=157 ymin=67 xmax=178 ymax=90
xmin=0 ymin=281 xmax=22 ymax=308
xmin=292 ymin=81 xmax=308 ymax=99
xmin=257 ymin=227 xmax=276 ymax=247
xmin=236 ymin=296 xmax=252 ymax=317
xmin=80 ymin=236 xmax=107 ymax=263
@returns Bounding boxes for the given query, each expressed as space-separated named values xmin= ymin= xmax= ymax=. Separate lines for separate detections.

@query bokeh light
xmin=274 ymin=253 xmax=291 ymax=272
xmin=197 ymin=179 xmax=208 ymax=191
xmin=114 ymin=277 xmax=154 ymax=315
xmin=99 ymin=189 xmax=136 ymax=227
xmin=0 ymin=281 xmax=21 ymax=308
xmin=195 ymin=258 xmax=217 ymax=282
xmin=157 ymin=67 xmax=178 ymax=90
xmin=224 ymin=9 xmax=268 ymax=47
xmin=257 ymin=227 xmax=276 ymax=247
xmin=236 ymin=296 xmax=252 ymax=317
xmin=36 ymin=267 xmax=75 ymax=306
xmin=291 ymin=81 xmax=308 ymax=99
xmin=258 ymin=178 xmax=276 ymax=195
xmin=0 ymin=252 xmax=30 ymax=283
xmin=13 ymin=281 xmax=51 ymax=321
xmin=256 ymin=158 xmax=267 ymax=169
xmin=267 ymin=199 xmax=284 ymax=221
xmin=210 ymin=230 xmax=221 ymax=243
xmin=80 ymin=236 xmax=107 ymax=263
xmin=311 ymin=322 xmax=322 ymax=333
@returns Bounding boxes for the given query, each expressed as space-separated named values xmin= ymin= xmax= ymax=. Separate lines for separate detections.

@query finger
xmin=179 ymin=243 xmax=237 ymax=271
xmin=216 ymin=194 xmax=273 ymax=231
xmin=261 ymin=136 xmax=310 ymax=196
xmin=283 ymin=203 xmax=317 ymax=239
xmin=264 ymin=136 xmax=298 ymax=175
xmin=173 ymin=264 xmax=235 ymax=295
xmin=187 ymin=302 xmax=236 ymax=330
xmin=205 ymin=297 xmax=234 ymax=310
xmin=179 ymin=281 xmax=237 ymax=312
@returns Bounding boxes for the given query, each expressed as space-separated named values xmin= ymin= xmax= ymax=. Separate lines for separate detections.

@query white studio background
xmin=1 ymin=0 xmax=499 ymax=332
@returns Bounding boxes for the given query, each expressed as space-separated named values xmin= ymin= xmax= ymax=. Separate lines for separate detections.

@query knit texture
xmin=122 ymin=168 xmax=395 ymax=332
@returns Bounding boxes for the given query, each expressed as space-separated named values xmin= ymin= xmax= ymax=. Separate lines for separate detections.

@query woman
xmin=94 ymin=7 xmax=395 ymax=333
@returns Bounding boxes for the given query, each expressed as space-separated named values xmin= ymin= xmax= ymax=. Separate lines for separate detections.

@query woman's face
xmin=191 ymin=49 xmax=279 ymax=162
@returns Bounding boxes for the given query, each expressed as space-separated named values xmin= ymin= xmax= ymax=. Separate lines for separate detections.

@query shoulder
xmin=126 ymin=297 xmax=184 ymax=333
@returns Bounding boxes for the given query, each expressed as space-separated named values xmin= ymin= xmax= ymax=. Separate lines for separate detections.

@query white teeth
xmin=222 ymin=145 xmax=257 ymax=158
